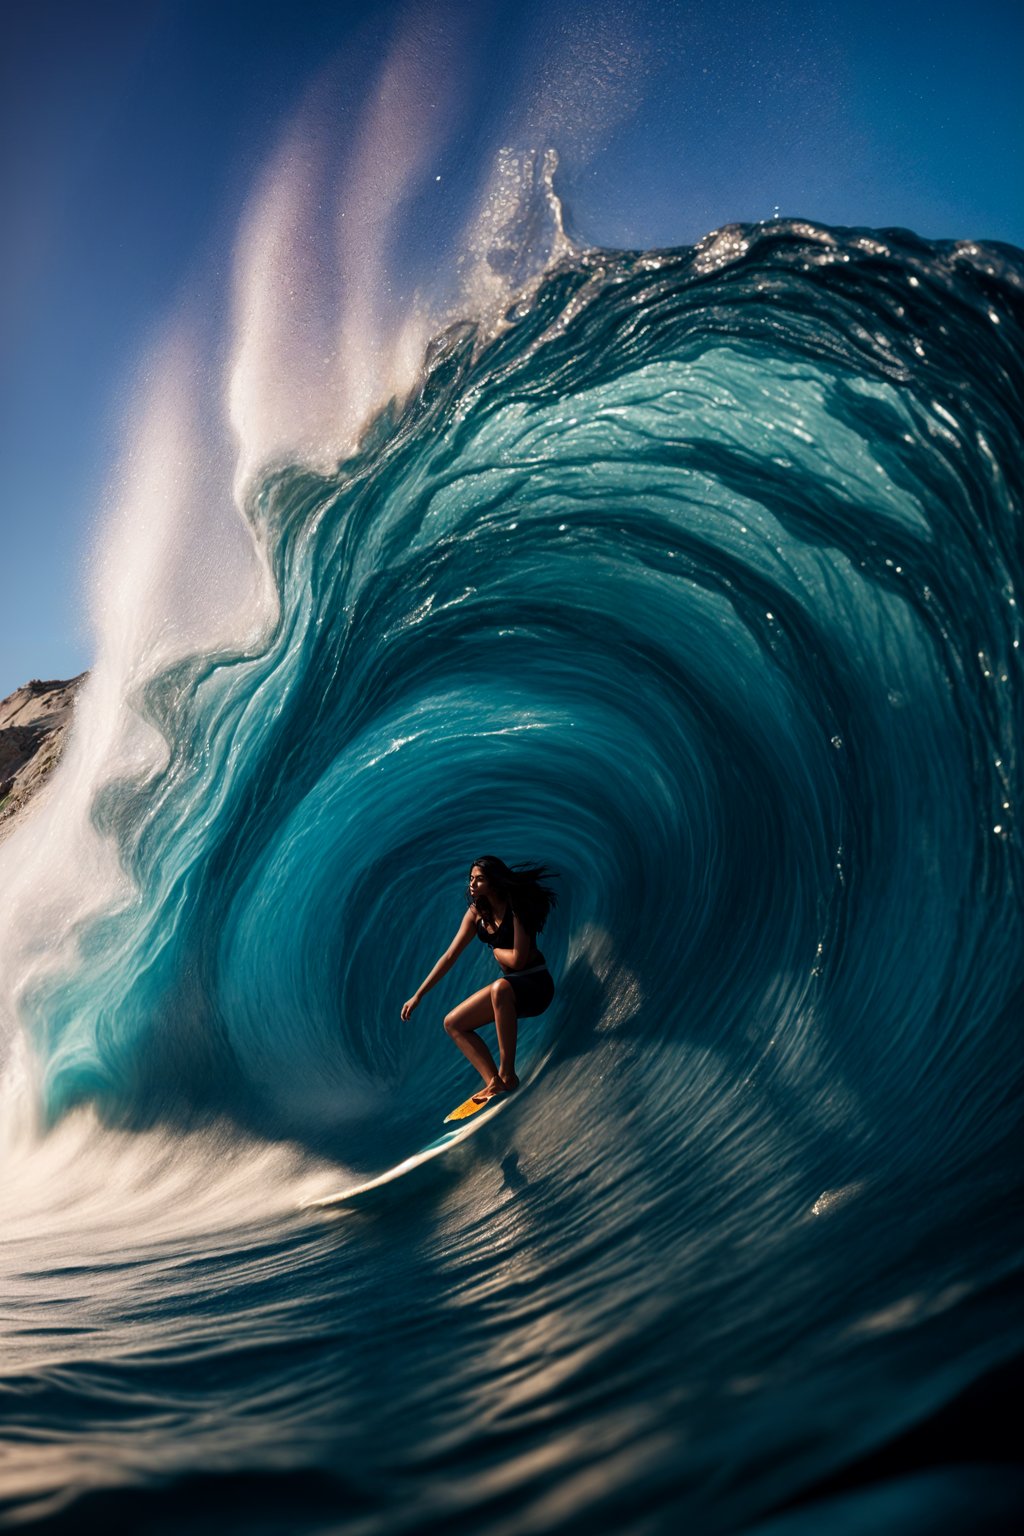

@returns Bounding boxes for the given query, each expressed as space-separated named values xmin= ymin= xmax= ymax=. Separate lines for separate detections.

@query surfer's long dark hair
xmin=467 ymin=856 xmax=559 ymax=934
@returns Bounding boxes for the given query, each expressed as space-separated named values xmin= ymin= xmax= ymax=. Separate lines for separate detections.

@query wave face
xmin=3 ymin=222 xmax=1024 ymax=1533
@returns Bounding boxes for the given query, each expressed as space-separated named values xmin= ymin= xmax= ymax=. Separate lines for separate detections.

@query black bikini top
xmin=476 ymin=905 xmax=516 ymax=949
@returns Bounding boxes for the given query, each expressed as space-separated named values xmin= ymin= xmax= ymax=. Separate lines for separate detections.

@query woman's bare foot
xmin=472 ymin=1074 xmax=515 ymax=1104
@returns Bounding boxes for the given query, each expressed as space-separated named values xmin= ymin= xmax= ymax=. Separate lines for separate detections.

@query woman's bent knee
xmin=490 ymin=978 xmax=513 ymax=1005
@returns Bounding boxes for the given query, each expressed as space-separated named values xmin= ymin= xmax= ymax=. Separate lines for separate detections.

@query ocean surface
xmin=1 ymin=220 xmax=1022 ymax=1534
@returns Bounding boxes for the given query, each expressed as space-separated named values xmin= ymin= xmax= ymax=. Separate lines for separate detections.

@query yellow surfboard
xmin=444 ymin=1090 xmax=505 ymax=1123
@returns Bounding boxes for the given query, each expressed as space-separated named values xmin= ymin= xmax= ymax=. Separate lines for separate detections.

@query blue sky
xmin=2 ymin=0 xmax=1022 ymax=699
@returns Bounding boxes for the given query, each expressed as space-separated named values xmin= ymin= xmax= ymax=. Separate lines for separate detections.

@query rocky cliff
xmin=0 ymin=675 xmax=86 ymax=839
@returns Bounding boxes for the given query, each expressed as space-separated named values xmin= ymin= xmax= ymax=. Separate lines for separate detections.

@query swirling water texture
xmin=5 ymin=222 xmax=1024 ymax=1533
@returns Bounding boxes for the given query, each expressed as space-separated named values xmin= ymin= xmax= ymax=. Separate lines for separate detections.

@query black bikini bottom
xmin=502 ymin=964 xmax=555 ymax=1018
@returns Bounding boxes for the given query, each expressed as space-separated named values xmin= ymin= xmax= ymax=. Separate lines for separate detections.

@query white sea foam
xmin=0 ymin=329 xmax=271 ymax=1114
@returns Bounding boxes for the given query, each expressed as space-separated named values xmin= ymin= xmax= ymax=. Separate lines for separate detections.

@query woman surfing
xmin=401 ymin=858 xmax=558 ymax=1102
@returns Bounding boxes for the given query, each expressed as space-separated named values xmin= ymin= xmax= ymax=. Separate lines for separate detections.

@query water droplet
xmin=831 ymin=735 xmax=843 ymax=749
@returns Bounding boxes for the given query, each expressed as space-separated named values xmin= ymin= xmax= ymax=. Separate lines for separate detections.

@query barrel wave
xmin=2 ymin=221 xmax=1023 ymax=1534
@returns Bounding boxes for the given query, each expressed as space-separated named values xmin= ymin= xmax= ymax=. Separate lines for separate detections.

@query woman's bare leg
xmin=444 ymin=986 xmax=500 ymax=1087
xmin=491 ymin=978 xmax=519 ymax=1089
xmin=468 ymin=979 xmax=520 ymax=1102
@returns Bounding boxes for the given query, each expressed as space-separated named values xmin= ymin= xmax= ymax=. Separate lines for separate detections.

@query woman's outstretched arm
xmin=401 ymin=908 xmax=478 ymax=1020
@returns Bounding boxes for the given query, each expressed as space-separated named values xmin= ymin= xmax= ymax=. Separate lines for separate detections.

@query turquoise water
xmin=1 ymin=222 xmax=1022 ymax=1532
